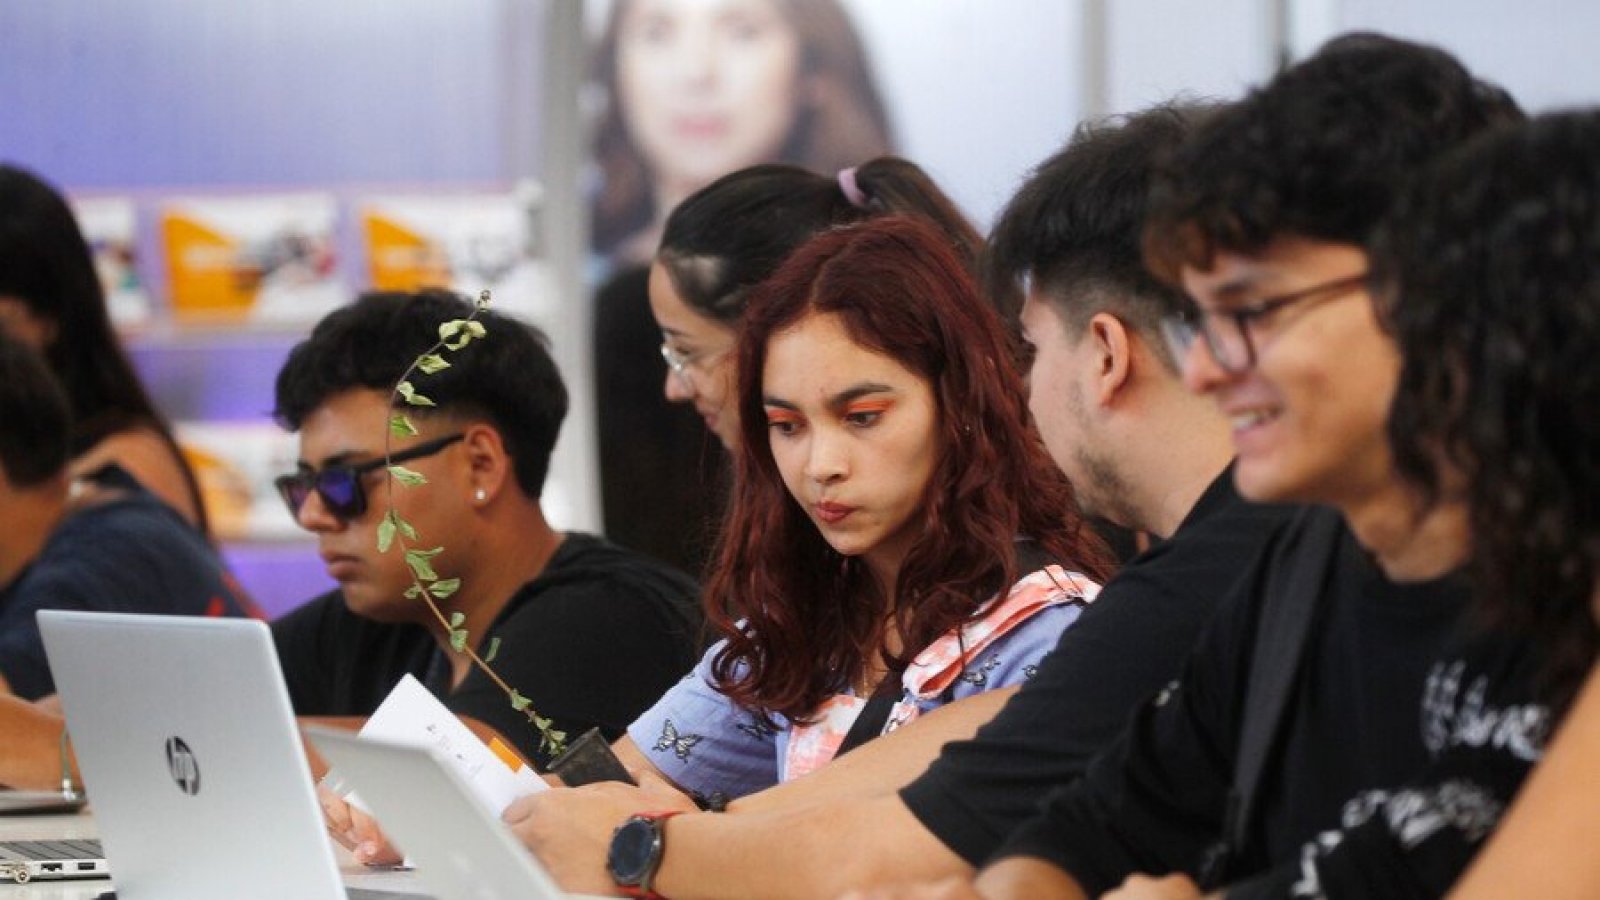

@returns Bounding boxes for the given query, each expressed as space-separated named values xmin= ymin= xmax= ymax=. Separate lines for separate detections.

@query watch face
xmin=607 ymin=816 xmax=662 ymax=885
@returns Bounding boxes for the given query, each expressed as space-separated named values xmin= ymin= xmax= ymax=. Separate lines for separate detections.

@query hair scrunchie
xmin=837 ymin=167 xmax=870 ymax=209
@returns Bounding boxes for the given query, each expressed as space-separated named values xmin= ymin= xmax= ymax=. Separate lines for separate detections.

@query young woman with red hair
xmin=617 ymin=214 xmax=1113 ymax=804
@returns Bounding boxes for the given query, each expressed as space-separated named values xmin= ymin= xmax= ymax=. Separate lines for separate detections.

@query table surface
xmin=0 ymin=810 xmax=430 ymax=898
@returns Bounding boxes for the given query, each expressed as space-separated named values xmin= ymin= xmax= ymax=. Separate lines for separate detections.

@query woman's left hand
xmin=502 ymin=772 xmax=697 ymax=892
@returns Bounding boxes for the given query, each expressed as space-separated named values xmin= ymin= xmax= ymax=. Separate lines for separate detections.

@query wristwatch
xmin=607 ymin=810 xmax=683 ymax=898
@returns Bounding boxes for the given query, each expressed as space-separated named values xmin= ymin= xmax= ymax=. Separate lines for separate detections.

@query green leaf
xmin=483 ymin=636 xmax=501 ymax=662
xmin=428 ymin=578 xmax=461 ymax=600
xmin=509 ymin=689 xmax=532 ymax=712
xmin=403 ymin=546 xmax=444 ymax=581
xmin=396 ymin=381 xmax=435 ymax=407
xmin=448 ymin=610 xmax=465 ymax=628
xmin=389 ymin=414 xmax=418 ymax=437
xmin=416 ymin=353 xmax=451 ymax=375
xmin=388 ymin=465 xmax=427 ymax=486
xmin=440 ymin=318 xmax=488 ymax=351
xmin=404 ymin=584 xmax=423 ymax=600
xmin=448 ymin=628 xmax=469 ymax=652
xmin=377 ymin=510 xmax=415 ymax=554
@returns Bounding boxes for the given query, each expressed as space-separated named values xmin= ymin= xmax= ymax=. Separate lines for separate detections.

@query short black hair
xmin=274 ymin=289 xmax=568 ymax=498
xmin=986 ymin=101 xmax=1219 ymax=366
xmin=658 ymin=157 xmax=981 ymax=323
xmin=0 ymin=332 xmax=72 ymax=488
xmin=1143 ymin=32 xmax=1524 ymax=281
xmin=1374 ymin=109 xmax=1600 ymax=707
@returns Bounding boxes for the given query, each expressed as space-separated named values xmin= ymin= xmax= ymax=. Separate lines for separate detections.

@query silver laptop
xmin=0 ymin=790 xmax=103 ymax=884
xmin=307 ymin=727 xmax=589 ymax=900
xmin=38 ymin=610 xmax=427 ymax=900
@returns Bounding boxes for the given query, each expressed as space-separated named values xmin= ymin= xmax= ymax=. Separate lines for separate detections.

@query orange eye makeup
xmin=842 ymin=399 xmax=894 ymax=416
xmin=764 ymin=408 xmax=804 ymax=427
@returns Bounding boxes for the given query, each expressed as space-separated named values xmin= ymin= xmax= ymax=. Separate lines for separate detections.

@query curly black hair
xmin=1143 ymin=32 xmax=1523 ymax=282
xmin=274 ymin=289 xmax=568 ymax=499
xmin=1373 ymin=110 xmax=1600 ymax=709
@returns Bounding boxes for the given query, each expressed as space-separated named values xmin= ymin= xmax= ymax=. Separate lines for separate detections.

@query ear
xmin=458 ymin=422 xmax=511 ymax=504
xmin=1085 ymin=312 xmax=1133 ymax=407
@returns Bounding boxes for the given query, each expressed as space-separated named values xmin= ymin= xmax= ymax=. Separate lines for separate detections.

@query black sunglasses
xmin=275 ymin=432 xmax=465 ymax=522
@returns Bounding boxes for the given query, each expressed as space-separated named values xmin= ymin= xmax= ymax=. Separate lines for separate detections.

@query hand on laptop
xmin=503 ymin=770 xmax=696 ymax=892
xmin=318 ymin=783 xmax=403 ymax=866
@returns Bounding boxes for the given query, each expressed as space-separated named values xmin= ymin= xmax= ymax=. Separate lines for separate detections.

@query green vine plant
xmin=378 ymin=289 xmax=567 ymax=760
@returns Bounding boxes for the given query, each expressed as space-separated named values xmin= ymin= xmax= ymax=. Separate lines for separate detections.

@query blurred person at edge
xmin=0 ymin=163 xmax=209 ymax=533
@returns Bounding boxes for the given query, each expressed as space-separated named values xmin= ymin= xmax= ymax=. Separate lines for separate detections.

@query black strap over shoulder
xmin=1200 ymin=507 xmax=1344 ymax=889
xmin=835 ymin=677 xmax=902 ymax=758
xmin=1013 ymin=536 xmax=1057 ymax=577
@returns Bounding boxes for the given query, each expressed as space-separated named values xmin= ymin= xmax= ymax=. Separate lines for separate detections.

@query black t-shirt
xmin=0 ymin=466 xmax=256 ymax=699
xmin=272 ymin=532 xmax=704 ymax=766
xmin=996 ymin=508 xmax=1551 ymax=899
xmin=900 ymin=467 xmax=1298 ymax=864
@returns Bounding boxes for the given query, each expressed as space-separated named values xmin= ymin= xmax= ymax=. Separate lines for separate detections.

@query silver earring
xmin=474 ymin=488 xmax=487 ymax=502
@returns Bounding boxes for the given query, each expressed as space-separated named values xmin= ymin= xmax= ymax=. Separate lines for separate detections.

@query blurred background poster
xmin=584 ymin=0 xmax=1086 ymax=576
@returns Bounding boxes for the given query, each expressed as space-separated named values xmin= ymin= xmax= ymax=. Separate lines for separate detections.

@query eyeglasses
xmin=659 ymin=341 xmax=731 ymax=388
xmin=275 ymin=432 xmax=465 ymax=522
xmin=1160 ymin=272 xmax=1369 ymax=374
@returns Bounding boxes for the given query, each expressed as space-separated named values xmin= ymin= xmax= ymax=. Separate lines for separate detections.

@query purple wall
xmin=0 ymin=0 xmax=546 ymax=616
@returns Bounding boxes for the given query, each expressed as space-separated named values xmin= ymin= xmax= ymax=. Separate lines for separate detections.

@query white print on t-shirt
xmin=1420 ymin=660 xmax=1550 ymax=761
xmin=1289 ymin=781 xmax=1505 ymax=899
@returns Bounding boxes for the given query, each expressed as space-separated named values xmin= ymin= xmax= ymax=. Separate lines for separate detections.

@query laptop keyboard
xmin=0 ymin=839 xmax=104 ymax=861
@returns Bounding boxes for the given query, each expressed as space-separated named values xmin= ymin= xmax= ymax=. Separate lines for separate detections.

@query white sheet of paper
xmin=350 ymin=674 xmax=546 ymax=815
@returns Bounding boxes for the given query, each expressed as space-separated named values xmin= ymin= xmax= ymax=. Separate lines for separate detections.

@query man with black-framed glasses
xmin=267 ymin=290 xmax=703 ymax=800
xmin=1158 ymin=272 xmax=1368 ymax=376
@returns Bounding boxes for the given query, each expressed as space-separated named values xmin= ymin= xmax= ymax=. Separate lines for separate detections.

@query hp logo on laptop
xmin=165 ymin=736 xmax=201 ymax=796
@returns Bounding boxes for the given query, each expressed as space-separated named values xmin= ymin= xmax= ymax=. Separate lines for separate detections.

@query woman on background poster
xmin=590 ymin=0 xmax=895 ymax=575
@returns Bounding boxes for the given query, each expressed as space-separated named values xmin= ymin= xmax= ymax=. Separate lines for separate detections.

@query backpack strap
xmin=837 ymin=537 xmax=1057 ymax=759
xmin=1200 ymin=507 xmax=1344 ymax=888
xmin=834 ymin=678 xmax=903 ymax=758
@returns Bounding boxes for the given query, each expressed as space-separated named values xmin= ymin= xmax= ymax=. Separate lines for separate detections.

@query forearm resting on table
xmin=653 ymin=793 xmax=969 ymax=899
xmin=639 ymin=688 xmax=1017 ymax=897
xmin=732 ymin=687 xmax=1019 ymax=814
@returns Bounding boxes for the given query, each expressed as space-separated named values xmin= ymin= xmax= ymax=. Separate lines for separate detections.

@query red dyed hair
xmin=705 ymin=216 xmax=1113 ymax=723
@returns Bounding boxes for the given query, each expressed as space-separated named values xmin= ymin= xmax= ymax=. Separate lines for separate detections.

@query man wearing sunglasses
xmin=268 ymin=290 xmax=702 ymax=783
xmin=851 ymin=35 xmax=1548 ymax=900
